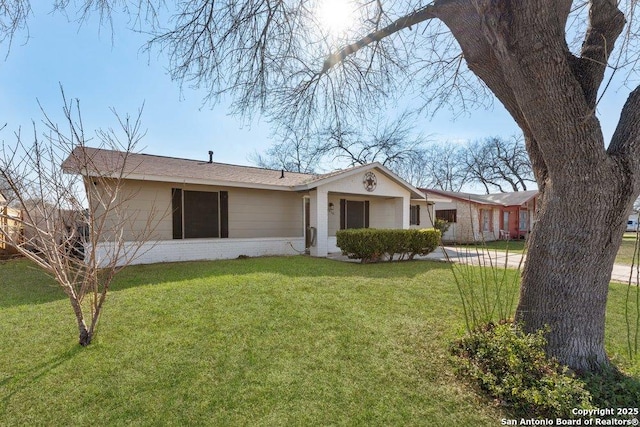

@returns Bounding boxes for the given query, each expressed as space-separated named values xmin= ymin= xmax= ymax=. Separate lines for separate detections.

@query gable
xmin=314 ymin=167 xmax=412 ymax=198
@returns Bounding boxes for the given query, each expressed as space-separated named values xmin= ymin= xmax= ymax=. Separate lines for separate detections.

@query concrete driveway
xmin=423 ymin=246 xmax=638 ymax=284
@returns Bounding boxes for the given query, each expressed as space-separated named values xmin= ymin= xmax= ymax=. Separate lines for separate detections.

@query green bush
xmin=433 ymin=218 xmax=451 ymax=235
xmin=336 ymin=228 xmax=440 ymax=263
xmin=450 ymin=321 xmax=593 ymax=418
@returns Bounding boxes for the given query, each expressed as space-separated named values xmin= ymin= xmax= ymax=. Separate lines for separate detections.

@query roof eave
xmin=76 ymin=171 xmax=300 ymax=192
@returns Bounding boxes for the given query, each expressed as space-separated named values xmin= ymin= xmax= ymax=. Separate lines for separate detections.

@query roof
xmin=0 ymin=192 xmax=5 ymax=204
xmin=62 ymin=147 xmax=315 ymax=188
xmin=422 ymin=188 xmax=538 ymax=207
xmin=62 ymin=147 xmax=425 ymax=198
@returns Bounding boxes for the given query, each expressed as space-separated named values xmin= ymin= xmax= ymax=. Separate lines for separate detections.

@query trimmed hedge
xmin=336 ymin=228 xmax=440 ymax=263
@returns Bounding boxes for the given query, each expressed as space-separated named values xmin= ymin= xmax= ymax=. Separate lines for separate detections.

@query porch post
xmin=309 ymin=188 xmax=329 ymax=257
xmin=396 ymin=195 xmax=409 ymax=229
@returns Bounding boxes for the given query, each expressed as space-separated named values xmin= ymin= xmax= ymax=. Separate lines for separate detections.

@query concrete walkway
xmin=330 ymin=246 xmax=639 ymax=284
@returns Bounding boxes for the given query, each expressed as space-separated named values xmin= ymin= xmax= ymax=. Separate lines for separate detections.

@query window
xmin=172 ymin=189 xmax=229 ymax=239
xmin=340 ymin=199 xmax=369 ymax=229
xmin=519 ymin=210 xmax=529 ymax=231
xmin=436 ymin=209 xmax=457 ymax=223
xmin=480 ymin=209 xmax=493 ymax=232
xmin=410 ymin=205 xmax=421 ymax=225
xmin=410 ymin=205 xmax=420 ymax=226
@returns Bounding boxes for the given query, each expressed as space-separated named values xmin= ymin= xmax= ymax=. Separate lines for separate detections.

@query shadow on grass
xmin=0 ymin=255 xmax=452 ymax=309
xmin=581 ymin=367 xmax=640 ymax=410
xmin=0 ymin=345 xmax=82 ymax=413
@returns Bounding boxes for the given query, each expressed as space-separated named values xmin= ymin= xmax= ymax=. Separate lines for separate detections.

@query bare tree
xmin=0 ymin=92 xmax=158 ymax=346
xmin=317 ymin=113 xmax=428 ymax=171
xmin=421 ymin=142 xmax=469 ymax=191
xmin=3 ymin=0 xmax=640 ymax=372
xmin=252 ymin=112 xmax=431 ymax=183
xmin=249 ymin=124 xmax=322 ymax=173
xmin=462 ymin=135 xmax=535 ymax=193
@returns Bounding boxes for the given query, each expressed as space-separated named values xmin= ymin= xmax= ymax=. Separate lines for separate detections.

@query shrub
xmin=433 ymin=218 xmax=451 ymax=235
xmin=450 ymin=321 xmax=593 ymax=418
xmin=336 ymin=228 xmax=440 ymax=263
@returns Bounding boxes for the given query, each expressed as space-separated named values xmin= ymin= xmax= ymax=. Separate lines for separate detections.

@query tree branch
xmin=570 ymin=0 xmax=626 ymax=108
xmin=608 ymin=85 xmax=640 ymax=162
xmin=320 ymin=2 xmax=442 ymax=74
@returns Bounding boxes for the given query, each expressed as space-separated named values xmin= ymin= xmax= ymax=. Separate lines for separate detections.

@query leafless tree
xmin=253 ymin=112 xmax=431 ymax=183
xmin=316 ymin=113 xmax=429 ymax=171
xmin=462 ymin=135 xmax=534 ymax=193
xmin=0 ymin=91 xmax=158 ymax=346
xmin=420 ymin=142 xmax=469 ymax=191
xmin=249 ymin=124 xmax=322 ymax=173
xmin=3 ymin=0 xmax=640 ymax=372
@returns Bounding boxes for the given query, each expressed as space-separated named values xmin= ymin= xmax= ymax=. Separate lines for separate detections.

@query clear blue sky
xmin=0 ymin=4 xmax=629 ymax=170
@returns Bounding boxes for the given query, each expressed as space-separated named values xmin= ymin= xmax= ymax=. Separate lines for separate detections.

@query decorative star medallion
xmin=363 ymin=171 xmax=377 ymax=192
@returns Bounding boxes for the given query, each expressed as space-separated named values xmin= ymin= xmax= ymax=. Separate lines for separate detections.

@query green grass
xmin=617 ymin=233 xmax=640 ymax=265
xmin=0 ymin=256 xmax=639 ymax=425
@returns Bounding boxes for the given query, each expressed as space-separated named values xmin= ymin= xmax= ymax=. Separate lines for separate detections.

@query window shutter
xmin=220 ymin=191 xmax=229 ymax=238
xmin=364 ymin=201 xmax=370 ymax=228
xmin=184 ymin=191 xmax=219 ymax=238
xmin=171 ymin=188 xmax=183 ymax=239
xmin=416 ymin=205 xmax=420 ymax=226
xmin=340 ymin=199 xmax=346 ymax=230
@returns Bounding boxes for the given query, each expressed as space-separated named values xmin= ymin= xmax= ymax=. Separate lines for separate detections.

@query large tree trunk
xmin=517 ymin=177 xmax=632 ymax=372
xmin=431 ymin=0 xmax=640 ymax=372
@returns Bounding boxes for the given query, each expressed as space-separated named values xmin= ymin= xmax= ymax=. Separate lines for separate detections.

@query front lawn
xmin=0 ymin=256 xmax=638 ymax=425
xmin=617 ymin=232 xmax=640 ymax=265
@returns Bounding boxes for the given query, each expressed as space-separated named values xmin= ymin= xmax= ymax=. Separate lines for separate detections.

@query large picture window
xmin=340 ymin=199 xmax=370 ymax=229
xmin=172 ymin=189 xmax=229 ymax=239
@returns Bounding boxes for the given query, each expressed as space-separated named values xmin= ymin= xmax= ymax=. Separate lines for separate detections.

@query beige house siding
xmin=326 ymin=195 xmax=401 ymax=236
xmin=409 ymin=200 xmax=434 ymax=230
xmin=93 ymin=179 xmax=306 ymax=242
xmin=89 ymin=179 xmax=172 ymax=242
xmin=320 ymin=169 xmax=411 ymax=198
xmin=227 ymin=188 xmax=303 ymax=238
xmin=323 ymin=169 xmax=415 ymax=235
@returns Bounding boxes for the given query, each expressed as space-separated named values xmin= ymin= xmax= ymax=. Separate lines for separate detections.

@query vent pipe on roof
xmin=208 ymin=151 xmax=213 ymax=164
xmin=280 ymin=169 xmax=285 ymax=179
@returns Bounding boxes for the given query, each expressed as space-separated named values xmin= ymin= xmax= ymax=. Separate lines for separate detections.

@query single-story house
xmin=422 ymin=188 xmax=539 ymax=243
xmin=62 ymin=147 xmax=433 ymax=265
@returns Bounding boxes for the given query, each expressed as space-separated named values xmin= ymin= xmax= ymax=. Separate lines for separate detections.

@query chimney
xmin=208 ymin=150 xmax=213 ymax=164
xmin=280 ymin=169 xmax=285 ymax=179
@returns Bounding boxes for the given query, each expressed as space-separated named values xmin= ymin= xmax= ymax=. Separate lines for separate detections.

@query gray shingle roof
xmin=61 ymin=147 xmax=379 ymax=190
xmin=422 ymin=188 xmax=538 ymax=206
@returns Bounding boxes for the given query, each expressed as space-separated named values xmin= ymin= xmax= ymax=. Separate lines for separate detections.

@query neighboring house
xmin=0 ymin=193 xmax=22 ymax=256
xmin=62 ymin=148 xmax=433 ymax=265
xmin=19 ymin=201 xmax=88 ymax=254
xmin=422 ymin=188 xmax=539 ymax=243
